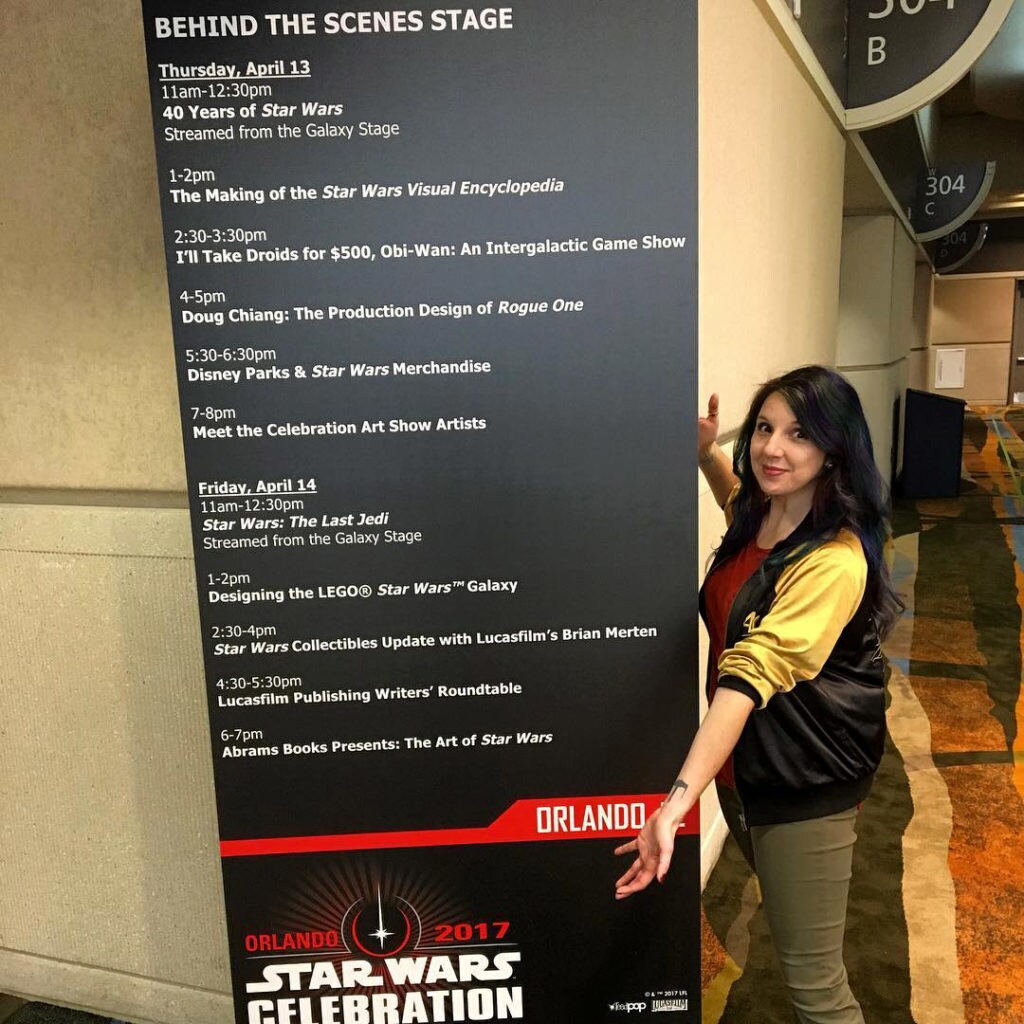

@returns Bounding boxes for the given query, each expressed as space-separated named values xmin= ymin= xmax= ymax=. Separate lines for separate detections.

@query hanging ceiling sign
xmin=929 ymin=221 xmax=989 ymax=273
xmin=845 ymin=0 xmax=1014 ymax=129
xmin=910 ymin=161 xmax=996 ymax=240
xmin=783 ymin=0 xmax=849 ymax=101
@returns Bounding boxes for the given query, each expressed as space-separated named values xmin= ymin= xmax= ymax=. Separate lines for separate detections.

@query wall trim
xmin=0 ymin=949 xmax=231 ymax=1024
xmin=931 ymin=341 xmax=1011 ymax=350
xmin=943 ymin=271 xmax=1024 ymax=281
xmin=837 ymin=356 xmax=909 ymax=372
xmin=0 ymin=489 xmax=188 ymax=509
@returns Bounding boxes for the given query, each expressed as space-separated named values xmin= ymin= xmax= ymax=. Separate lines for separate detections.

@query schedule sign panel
xmin=141 ymin=4 xmax=699 ymax=1021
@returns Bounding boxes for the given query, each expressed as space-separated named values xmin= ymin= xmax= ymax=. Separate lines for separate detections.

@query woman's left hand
xmin=613 ymin=806 xmax=680 ymax=899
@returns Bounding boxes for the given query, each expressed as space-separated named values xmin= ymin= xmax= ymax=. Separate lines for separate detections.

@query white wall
xmin=835 ymin=215 xmax=918 ymax=484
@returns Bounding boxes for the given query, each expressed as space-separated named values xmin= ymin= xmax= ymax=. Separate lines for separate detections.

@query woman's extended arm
xmin=614 ymin=687 xmax=755 ymax=898
xmin=698 ymin=393 xmax=739 ymax=509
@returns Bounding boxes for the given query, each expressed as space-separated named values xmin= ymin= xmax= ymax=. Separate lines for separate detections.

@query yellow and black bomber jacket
xmin=698 ymin=500 xmax=887 ymax=827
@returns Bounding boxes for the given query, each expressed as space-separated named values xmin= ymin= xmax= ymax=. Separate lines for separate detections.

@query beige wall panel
xmin=0 ymin=505 xmax=230 ymax=1021
xmin=930 ymin=278 xmax=1015 ymax=346
xmin=840 ymin=364 xmax=903 ymax=484
xmin=836 ymin=216 xmax=917 ymax=486
xmin=890 ymin=229 xmax=917 ymax=361
xmin=836 ymin=216 xmax=896 ymax=367
xmin=699 ymin=0 xmax=846 ymax=433
xmin=0 ymin=1 xmax=184 ymax=493
xmin=929 ymin=343 xmax=1011 ymax=404
xmin=907 ymin=348 xmax=929 ymax=391
xmin=911 ymin=264 xmax=933 ymax=353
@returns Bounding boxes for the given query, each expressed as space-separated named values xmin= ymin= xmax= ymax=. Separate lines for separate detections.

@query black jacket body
xmin=699 ymin=516 xmax=887 ymax=827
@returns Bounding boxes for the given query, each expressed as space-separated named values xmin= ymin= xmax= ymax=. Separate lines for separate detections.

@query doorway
xmin=1008 ymin=281 xmax=1024 ymax=403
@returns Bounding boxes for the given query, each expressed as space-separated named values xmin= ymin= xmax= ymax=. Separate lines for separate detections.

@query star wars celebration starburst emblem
xmin=341 ymin=886 xmax=421 ymax=958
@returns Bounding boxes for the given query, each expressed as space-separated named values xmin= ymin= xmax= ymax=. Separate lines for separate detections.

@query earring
xmin=825 ymin=460 xmax=834 ymax=469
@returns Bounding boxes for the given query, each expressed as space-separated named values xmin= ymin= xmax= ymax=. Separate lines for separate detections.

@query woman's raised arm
xmin=698 ymin=393 xmax=739 ymax=509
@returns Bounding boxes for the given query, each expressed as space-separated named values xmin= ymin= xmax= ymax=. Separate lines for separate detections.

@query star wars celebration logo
xmin=244 ymin=886 xmax=523 ymax=1023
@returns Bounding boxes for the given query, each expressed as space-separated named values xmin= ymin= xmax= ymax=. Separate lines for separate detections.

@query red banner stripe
xmin=220 ymin=794 xmax=700 ymax=857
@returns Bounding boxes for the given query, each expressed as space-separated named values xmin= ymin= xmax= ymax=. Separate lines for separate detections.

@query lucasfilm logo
xmin=653 ymin=996 xmax=688 ymax=1012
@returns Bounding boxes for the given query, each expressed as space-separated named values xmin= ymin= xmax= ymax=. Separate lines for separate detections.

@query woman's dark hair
xmin=716 ymin=365 xmax=903 ymax=637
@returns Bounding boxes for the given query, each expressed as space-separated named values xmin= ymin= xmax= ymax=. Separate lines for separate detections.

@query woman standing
xmin=614 ymin=366 xmax=901 ymax=1024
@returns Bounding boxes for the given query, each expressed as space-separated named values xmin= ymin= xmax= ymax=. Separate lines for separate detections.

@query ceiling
xmin=844 ymin=1 xmax=1024 ymax=271
xmin=938 ymin=79 xmax=1024 ymax=216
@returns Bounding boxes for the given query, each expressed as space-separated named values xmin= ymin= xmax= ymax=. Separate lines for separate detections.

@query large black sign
xmin=141 ymin=4 xmax=699 ymax=1023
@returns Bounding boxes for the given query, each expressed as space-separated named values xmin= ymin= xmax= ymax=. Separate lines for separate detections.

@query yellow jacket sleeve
xmin=716 ymin=531 xmax=868 ymax=709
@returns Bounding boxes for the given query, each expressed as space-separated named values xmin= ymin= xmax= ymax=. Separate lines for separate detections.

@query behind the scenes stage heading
xmin=153 ymin=9 xmax=516 ymax=39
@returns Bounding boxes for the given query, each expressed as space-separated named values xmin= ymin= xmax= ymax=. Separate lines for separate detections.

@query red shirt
xmin=704 ymin=538 xmax=771 ymax=787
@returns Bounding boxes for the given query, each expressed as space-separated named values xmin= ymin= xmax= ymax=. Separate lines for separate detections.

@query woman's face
xmin=749 ymin=392 xmax=827 ymax=502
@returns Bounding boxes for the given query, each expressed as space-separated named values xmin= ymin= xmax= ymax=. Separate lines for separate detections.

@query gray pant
xmin=716 ymin=783 xmax=865 ymax=1024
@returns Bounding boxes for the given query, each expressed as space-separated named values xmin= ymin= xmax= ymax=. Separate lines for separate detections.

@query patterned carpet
xmin=701 ymin=406 xmax=1024 ymax=1023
